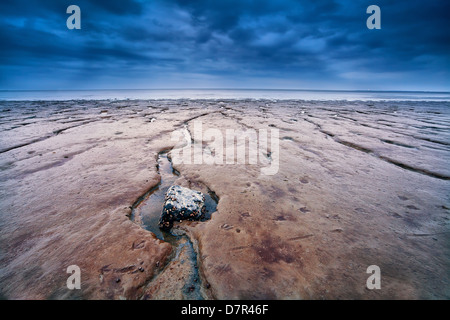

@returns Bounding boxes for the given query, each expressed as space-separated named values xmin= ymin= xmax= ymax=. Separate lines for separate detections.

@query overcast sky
xmin=0 ymin=0 xmax=449 ymax=91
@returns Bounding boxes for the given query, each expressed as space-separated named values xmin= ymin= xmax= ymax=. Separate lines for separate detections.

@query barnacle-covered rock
xmin=159 ymin=185 xmax=206 ymax=230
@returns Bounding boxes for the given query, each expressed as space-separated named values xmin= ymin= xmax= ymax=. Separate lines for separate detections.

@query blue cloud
xmin=0 ymin=0 xmax=448 ymax=90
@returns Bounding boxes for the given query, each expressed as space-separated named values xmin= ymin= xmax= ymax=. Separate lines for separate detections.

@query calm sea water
xmin=0 ymin=89 xmax=449 ymax=101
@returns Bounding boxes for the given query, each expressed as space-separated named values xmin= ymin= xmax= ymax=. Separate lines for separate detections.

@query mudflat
xmin=0 ymin=99 xmax=448 ymax=299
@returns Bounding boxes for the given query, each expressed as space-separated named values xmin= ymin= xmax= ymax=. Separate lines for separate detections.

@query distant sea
xmin=0 ymin=89 xmax=449 ymax=102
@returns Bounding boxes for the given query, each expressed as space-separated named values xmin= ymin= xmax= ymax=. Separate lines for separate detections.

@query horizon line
xmin=1 ymin=88 xmax=449 ymax=94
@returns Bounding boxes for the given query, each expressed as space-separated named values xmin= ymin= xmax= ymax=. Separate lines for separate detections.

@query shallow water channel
xmin=131 ymin=151 xmax=217 ymax=299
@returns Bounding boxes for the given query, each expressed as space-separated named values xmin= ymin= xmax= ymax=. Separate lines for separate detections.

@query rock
xmin=159 ymin=185 xmax=206 ymax=230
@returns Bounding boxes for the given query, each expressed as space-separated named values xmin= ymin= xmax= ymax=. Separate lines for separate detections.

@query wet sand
xmin=0 ymin=99 xmax=448 ymax=299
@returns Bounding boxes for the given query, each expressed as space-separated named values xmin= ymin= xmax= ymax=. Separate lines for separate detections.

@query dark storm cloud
xmin=0 ymin=0 xmax=448 ymax=90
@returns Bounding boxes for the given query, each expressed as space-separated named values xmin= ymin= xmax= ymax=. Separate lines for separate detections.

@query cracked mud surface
xmin=0 ymin=99 xmax=448 ymax=299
